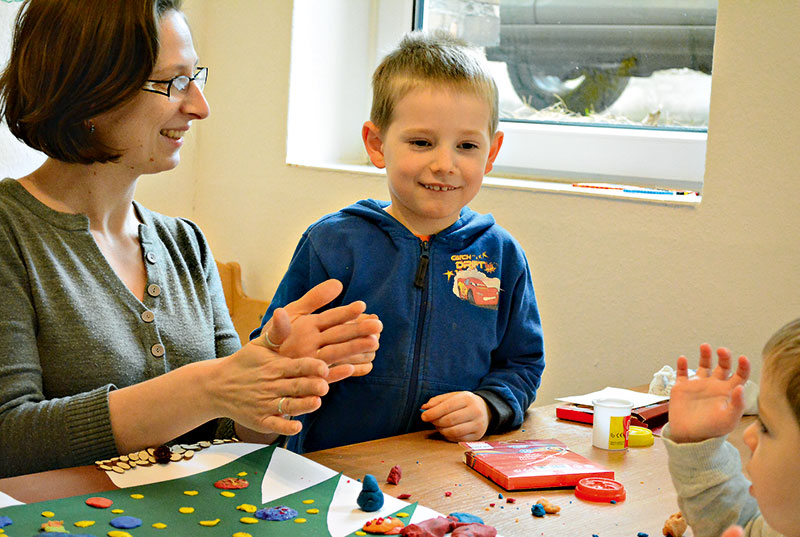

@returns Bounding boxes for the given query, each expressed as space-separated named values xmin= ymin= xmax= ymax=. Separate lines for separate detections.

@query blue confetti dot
xmin=610 ymin=500 xmax=616 ymax=504
xmin=109 ymin=516 xmax=142 ymax=529
xmin=638 ymin=533 xmax=649 ymax=537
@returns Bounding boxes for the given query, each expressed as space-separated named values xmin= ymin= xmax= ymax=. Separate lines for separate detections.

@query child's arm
xmin=420 ymin=391 xmax=491 ymax=442
xmin=664 ymin=345 xmax=768 ymax=537
xmin=668 ymin=343 xmax=750 ymax=443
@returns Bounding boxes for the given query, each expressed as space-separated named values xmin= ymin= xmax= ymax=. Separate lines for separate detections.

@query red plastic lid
xmin=575 ymin=477 xmax=626 ymax=503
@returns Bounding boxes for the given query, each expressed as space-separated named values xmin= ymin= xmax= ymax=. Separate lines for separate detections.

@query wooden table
xmin=0 ymin=403 xmax=754 ymax=537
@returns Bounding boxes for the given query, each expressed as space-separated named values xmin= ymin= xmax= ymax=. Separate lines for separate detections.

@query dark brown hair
xmin=370 ymin=30 xmax=499 ymax=134
xmin=762 ymin=318 xmax=800 ymax=426
xmin=0 ymin=0 xmax=182 ymax=164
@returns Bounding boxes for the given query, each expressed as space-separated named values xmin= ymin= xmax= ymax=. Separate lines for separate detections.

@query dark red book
xmin=556 ymin=400 xmax=670 ymax=431
xmin=461 ymin=439 xmax=614 ymax=490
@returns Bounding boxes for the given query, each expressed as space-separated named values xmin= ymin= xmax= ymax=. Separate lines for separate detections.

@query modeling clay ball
xmin=531 ymin=503 xmax=546 ymax=517
xmin=449 ymin=512 xmax=484 ymax=525
xmin=357 ymin=474 xmax=384 ymax=512
xmin=362 ymin=515 xmax=405 ymax=534
xmin=535 ymin=498 xmax=560 ymax=514
xmin=387 ymin=465 xmax=402 ymax=485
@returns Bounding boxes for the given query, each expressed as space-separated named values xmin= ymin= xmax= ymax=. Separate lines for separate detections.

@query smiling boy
xmin=252 ymin=31 xmax=545 ymax=454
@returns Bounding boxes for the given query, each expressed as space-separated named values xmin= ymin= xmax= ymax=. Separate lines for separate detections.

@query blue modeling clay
xmin=255 ymin=505 xmax=298 ymax=521
xmin=531 ymin=503 xmax=546 ymax=517
xmin=449 ymin=512 xmax=484 ymax=524
xmin=109 ymin=516 xmax=142 ymax=529
xmin=357 ymin=473 xmax=384 ymax=512
xmin=0 ymin=515 xmax=11 ymax=528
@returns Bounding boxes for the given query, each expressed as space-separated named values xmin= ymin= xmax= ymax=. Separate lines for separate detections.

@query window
xmin=286 ymin=0 xmax=712 ymax=200
xmin=415 ymin=0 xmax=716 ymax=196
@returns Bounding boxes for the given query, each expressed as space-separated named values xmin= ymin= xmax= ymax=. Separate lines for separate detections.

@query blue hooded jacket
xmin=252 ymin=199 xmax=545 ymax=453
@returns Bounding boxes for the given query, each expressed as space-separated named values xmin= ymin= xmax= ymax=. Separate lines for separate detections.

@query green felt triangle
xmin=0 ymin=445 xmax=347 ymax=536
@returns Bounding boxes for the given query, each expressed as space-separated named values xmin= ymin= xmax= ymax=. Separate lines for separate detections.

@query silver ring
xmin=264 ymin=331 xmax=281 ymax=350
xmin=277 ymin=396 xmax=287 ymax=415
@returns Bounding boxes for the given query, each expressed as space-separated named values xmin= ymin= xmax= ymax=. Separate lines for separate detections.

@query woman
xmin=0 ymin=0 xmax=381 ymax=477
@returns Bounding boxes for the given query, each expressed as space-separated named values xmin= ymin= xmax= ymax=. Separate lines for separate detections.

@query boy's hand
xmin=668 ymin=343 xmax=750 ymax=444
xmin=258 ymin=280 xmax=382 ymax=382
xmin=420 ymin=391 xmax=490 ymax=442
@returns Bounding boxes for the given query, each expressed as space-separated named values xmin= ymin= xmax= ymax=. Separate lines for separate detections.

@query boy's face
xmin=362 ymin=85 xmax=503 ymax=236
xmin=742 ymin=366 xmax=800 ymax=536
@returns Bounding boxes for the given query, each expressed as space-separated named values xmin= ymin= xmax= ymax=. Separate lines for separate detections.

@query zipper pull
xmin=414 ymin=240 xmax=430 ymax=288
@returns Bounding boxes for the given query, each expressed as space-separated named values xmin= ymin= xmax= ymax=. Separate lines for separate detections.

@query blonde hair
xmin=762 ymin=318 xmax=800 ymax=426
xmin=370 ymin=30 xmax=498 ymax=134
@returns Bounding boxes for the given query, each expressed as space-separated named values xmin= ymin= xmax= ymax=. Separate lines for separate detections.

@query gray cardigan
xmin=663 ymin=423 xmax=782 ymax=537
xmin=0 ymin=178 xmax=240 ymax=477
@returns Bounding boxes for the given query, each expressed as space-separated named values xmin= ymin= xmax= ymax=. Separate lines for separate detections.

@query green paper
xmin=0 ymin=445 xmax=349 ymax=536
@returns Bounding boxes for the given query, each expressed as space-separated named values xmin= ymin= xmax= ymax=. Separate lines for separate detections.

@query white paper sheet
xmin=0 ymin=490 xmax=23 ymax=509
xmin=556 ymin=386 xmax=669 ymax=408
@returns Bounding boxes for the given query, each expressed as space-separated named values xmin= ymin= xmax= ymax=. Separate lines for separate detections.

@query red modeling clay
xmin=387 ymin=465 xmax=402 ymax=485
xmin=214 ymin=477 xmax=250 ymax=490
xmin=85 ymin=496 xmax=113 ymax=509
xmin=451 ymin=523 xmax=498 ymax=537
xmin=400 ymin=516 xmax=453 ymax=536
xmin=397 ymin=493 xmax=412 ymax=500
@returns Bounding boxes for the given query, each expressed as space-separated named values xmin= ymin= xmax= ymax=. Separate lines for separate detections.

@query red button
xmin=575 ymin=477 xmax=626 ymax=503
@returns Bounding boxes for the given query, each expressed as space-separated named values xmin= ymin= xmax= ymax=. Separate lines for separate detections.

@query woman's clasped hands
xmin=212 ymin=279 xmax=382 ymax=439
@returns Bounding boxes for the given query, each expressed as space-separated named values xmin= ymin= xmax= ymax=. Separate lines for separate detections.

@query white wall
xmin=3 ymin=1 xmax=799 ymax=406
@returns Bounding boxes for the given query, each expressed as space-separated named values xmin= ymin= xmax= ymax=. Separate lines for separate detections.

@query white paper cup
xmin=592 ymin=398 xmax=633 ymax=450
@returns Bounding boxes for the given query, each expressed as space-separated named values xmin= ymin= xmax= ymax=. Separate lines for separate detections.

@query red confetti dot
xmin=444 ymin=491 xmax=452 ymax=497
xmin=506 ymin=498 xmax=517 ymax=504
xmin=397 ymin=493 xmax=411 ymax=500
xmin=489 ymin=503 xmax=496 ymax=507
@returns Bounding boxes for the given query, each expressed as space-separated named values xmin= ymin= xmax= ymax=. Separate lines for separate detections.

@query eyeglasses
xmin=142 ymin=67 xmax=208 ymax=99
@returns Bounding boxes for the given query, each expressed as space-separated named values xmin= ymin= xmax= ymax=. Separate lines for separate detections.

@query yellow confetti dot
xmin=355 ymin=532 xmax=367 ymax=536
xmin=236 ymin=504 xmax=257 ymax=513
xmin=220 ymin=491 xmax=236 ymax=498
xmin=0 ymin=529 xmax=5 ymax=534
xmin=239 ymin=517 xmax=259 ymax=524
xmin=396 ymin=512 xmax=409 ymax=517
xmin=183 ymin=490 xmax=199 ymax=496
xmin=179 ymin=507 xmax=195 ymax=514
xmin=294 ymin=518 xmax=307 ymax=524
xmin=130 ymin=494 xmax=144 ymax=500
xmin=111 ymin=508 xmax=125 ymax=514
xmin=306 ymin=508 xmax=319 ymax=514
xmin=152 ymin=522 xmax=167 ymax=529
xmin=199 ymin=519 xmax=221 ymax=527
xmin=237 ymin=471 xmax=248 ymax=477
xmin=301 ymin=499 xmax=315 ymax=504
xmin=74 ymin=520 xmax=95 ymax=527
xmin=41 ymin=511 xmax=54 ymax=517
xmin=232 ymin=533 xmax=252 ymax=537
xmin=108 ymin=531 xmax=133 ymax=537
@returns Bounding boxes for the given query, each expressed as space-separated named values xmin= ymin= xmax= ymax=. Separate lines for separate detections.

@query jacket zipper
xmin=404 ymin=239 xmax=430 ymax=430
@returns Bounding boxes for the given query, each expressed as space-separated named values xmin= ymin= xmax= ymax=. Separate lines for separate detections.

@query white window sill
xmin=286 ymin=161 xmax=702 ymax=205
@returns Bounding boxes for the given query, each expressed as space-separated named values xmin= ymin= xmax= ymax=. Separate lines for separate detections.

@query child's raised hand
xmin=420 ymin=391 xmax=490 ymax=442
xmin=668 ymin=343 xmax=751 ymax=444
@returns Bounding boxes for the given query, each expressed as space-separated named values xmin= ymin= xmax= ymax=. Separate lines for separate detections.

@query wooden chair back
xmin=215 ymin=260 xmax=269 ymax=346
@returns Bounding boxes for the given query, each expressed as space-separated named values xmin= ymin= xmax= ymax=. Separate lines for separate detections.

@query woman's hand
xmin=421 ymin=391 xmax=491 ymax=442
xmin=209 ymin=342 xmax=331 ymax=436
xmin=260 ymin=279 xmax=382 ymax=382
xmin=668 ymin=343 xmax=750 ymax=443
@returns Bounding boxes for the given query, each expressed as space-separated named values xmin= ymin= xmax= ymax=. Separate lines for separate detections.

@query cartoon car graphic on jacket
xmin=457 ymin=275 xmax=500 ymax=309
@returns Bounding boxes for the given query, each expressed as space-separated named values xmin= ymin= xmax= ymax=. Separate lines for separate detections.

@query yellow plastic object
xmin=628 ymin=425 xmax=654 ymax=447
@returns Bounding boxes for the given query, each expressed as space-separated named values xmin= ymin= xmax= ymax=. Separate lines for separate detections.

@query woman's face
xmin=93 ymin=10 xmax=209 ymax=176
